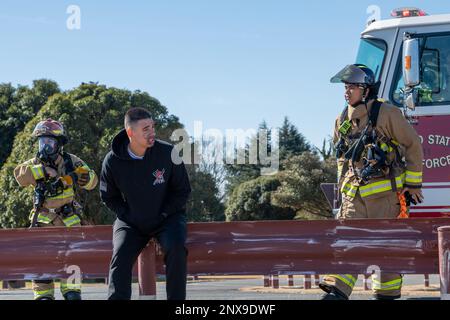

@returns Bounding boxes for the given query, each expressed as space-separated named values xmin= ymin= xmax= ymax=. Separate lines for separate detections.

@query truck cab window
xmin=355 ymin=38 xmax=386 ymax=82
xmin=391 ymin=34 xmax=450 ymax=106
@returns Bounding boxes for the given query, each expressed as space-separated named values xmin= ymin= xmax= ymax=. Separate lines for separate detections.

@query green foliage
xmin=185 ymin=165 xmax=225 ymax=222
xmin=272 ymin=152 xmax=337 ymax=219
xmin=224 ymin=118 xmax=312 ymax=200
xmin=279 ymin=116 xmax=311 ymax=162
xmin=314 ymin=136 xmax=335 ymax=161
xmin=0 ymin=82 xmax=182 ymax=228
xmin=225 ymin=175 xmax=295 ymax=221
xmin=223 ymin=122 xmax=268 ymax=197
xmin=0 ymin=80 xmax=60 ymax=167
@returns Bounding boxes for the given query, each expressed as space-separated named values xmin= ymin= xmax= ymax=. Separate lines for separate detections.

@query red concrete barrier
xmin=1 ymin=219 xmax=450 ymax=299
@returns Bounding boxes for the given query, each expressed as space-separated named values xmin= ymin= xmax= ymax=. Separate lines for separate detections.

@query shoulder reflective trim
xmin=359 ymin=174 xmax=405 ymax=198
xmin=46 ymin=188 xmax=75 ymax=200
xmin=34 ymin=288 xmax=55 ymax=299
xmin=405 ymin=171 xmax=423 ymax=184
xmin=37 ymin=213 xmax=53 ymax=224
xmin=328 ymin=274 xmax=357 ymax=288
xmin=30 ymin=165 xmax=45 ymax=180
xmin=63 ymin=215 xmax=81 ymax=227
xmin=341 ymin=183 xmax=357 ymax=198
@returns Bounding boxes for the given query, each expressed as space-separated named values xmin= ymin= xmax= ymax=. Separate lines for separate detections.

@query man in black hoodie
xmin=100 ymin=107 xmax=191 ymax=300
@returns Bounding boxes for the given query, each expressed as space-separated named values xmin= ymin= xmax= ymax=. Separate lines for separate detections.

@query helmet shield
xmin=330 ymin=64 xmax=375 ymax=86
xmin=38 ymin=136 xmax=59 ymax=155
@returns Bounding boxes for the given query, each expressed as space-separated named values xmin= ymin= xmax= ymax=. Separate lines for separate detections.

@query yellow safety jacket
xmin=14 ymin=152 xmax=98 ymax=225
xmin=334 ymin=99 xmax=423 ymax=200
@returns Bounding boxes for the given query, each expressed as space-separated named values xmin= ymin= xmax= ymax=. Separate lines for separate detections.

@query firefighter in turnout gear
xmin=13 ymin=119 xmax=98 ymax=300
xmin=319 ymin=64 xmax=424 ymax=300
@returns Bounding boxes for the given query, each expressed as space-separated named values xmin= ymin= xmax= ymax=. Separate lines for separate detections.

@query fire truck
xmin=324 ymin=7 xmax=450 ymax=218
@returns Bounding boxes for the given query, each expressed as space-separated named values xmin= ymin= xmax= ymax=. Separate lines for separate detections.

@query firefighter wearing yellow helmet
xmin=13 ymin=118 xmax=98 ymax=300
xmin=319 ymin=64 xmax=424 ymax=300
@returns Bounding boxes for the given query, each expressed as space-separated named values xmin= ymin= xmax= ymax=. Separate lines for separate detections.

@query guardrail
xmin=1 ymin=218 xmax=450 ymax=299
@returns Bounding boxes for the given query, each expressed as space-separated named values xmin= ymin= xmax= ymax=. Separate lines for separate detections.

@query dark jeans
xmin=107 ymin=214 xmax=187 ymax=300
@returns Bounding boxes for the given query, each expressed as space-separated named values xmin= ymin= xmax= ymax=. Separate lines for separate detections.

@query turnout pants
xmin=107 ymin=214 xmax=188 ymax=300
xmin=321 ymin=191 xmax=403 ymax=298
xmin=33 ymin=211 xmax=82 ymax=300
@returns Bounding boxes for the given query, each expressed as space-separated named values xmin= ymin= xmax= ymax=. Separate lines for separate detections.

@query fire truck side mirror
xmin=403 ymin=38 xmax=420 ymax=87
xmin=403 ymin=38 xmax=420 ymax=110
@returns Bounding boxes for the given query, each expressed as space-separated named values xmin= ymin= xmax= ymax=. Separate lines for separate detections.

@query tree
xmin=279 ymin=116 xmax=311 ymax=162
xmin=185 ymin=165 xmax=225 ymax=222
xmin=314 ymin=135 xmax=335 ymax=161
xmin=225 ymin=175 xmax=295 ymax=221
xmin=272 ymin=152 xmax=337 ymax=219
xmin=169 ymin=137 xmax=225 ymax=222
xmin=0 ymin=80 xmax=60 ymax=167
xmin=0 ymin=82 xmax=182 ymax=228
xmin=224 ymin=118 xmax=313 ymax=202
xmin=224 ymin=120 xmax=274 ymax=197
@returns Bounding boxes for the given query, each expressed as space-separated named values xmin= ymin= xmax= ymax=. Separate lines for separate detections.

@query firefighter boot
xmin=36 ymin=296 xmax=55 ymax=300
xmin=372 ymin=294 xmax=401 ymax=300
xmin=63 ymin=291 xmax=82 ymax=300
xmin=319 ymin=283 xmax=349 ymax=300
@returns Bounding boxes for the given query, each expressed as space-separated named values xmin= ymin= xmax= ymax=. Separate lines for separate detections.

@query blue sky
xmin=1 ymin=0 xmax=450 ymax=148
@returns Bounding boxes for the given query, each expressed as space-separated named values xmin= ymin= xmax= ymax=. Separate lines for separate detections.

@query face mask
xmin=37 ymin=137 xmax=59 ymax=163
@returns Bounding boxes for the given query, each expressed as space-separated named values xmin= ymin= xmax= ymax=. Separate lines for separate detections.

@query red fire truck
xmin=324 ymin=7 xmax=450 ymax=218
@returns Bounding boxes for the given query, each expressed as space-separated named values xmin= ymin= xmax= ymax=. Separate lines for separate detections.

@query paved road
xmin=0 ymin=275 xmax=441 ymax=300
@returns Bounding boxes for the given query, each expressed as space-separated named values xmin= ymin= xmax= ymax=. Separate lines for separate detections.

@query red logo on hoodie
xmin=153 ymin=169 xmax=166 ymax=186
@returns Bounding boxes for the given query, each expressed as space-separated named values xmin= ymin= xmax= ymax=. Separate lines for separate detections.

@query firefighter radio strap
xmin=30 ymin=152 xmax=84 ymax=227
xmin=335 ymin=99 xmax=403 ymax=186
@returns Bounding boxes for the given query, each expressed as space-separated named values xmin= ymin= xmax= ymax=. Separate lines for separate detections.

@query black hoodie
xmin=100 ymin=129 xmax=191 ymax=234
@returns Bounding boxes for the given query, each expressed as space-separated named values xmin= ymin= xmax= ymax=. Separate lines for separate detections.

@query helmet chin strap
xmin=351 ymin=87 xmax=369 ymax=107
xmin=360 ymin=86 xmax=369 ymax=103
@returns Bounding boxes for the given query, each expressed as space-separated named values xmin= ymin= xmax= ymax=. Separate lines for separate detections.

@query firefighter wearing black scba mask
xmin=13 ymin=118 xmax=98 ymax=300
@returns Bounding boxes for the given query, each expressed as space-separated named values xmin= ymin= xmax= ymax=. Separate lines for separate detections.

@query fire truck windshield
xmin=355 ymin=38 xmax=387 ymax=82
